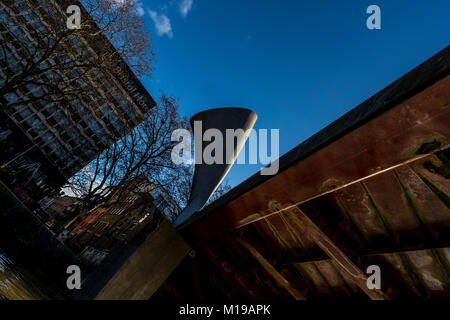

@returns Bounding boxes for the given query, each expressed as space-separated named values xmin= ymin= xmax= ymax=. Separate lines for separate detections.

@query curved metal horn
xmin=173 ymin=107 xmax=257 ymax=227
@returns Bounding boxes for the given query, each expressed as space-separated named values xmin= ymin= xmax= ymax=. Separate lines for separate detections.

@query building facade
xmin=63 ymin=176 xmax=178 ymax=265
xmin=34 ymin=195 xmax=79 ymax=233
xmin=0 ymin=0 xmax=155 ymax=206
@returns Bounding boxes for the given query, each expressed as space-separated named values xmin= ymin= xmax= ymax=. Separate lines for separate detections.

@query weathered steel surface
xmin=182 ymin=74 xmax=450 ymax=241
xmin=287 ymin=247 xmax=450 ymax=299
xmin=276 ymin=203 xmax=387 ymax=300
xmin=181 ymin=46 xmax=450 ymax=241
xmin=156 ymin=47 xmax=450 ymax=299
xmin=158 ymin=151 xmax=450 ymax=299
xmin=235 ymin=236 xmax=306 ymax=300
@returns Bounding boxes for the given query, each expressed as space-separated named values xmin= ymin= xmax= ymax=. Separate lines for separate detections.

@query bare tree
xmin=64 ymin=94 xmax=190 ymax=212
xmin=0 ymin=0 xmax=154 ymax=110
xmin=64 ymin=93 xmax=232 ymax=217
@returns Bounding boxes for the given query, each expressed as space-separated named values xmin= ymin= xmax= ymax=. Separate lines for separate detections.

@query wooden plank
xmin=95 ymin=219 xmax=190 ymax=300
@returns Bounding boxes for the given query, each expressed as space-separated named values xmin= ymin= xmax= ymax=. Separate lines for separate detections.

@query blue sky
xmin=137 ymin=0 xmax=449 ymax=188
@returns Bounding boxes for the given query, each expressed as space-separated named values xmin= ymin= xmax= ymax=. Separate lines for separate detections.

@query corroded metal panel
xmin=362 ymin=170 xmax=424 ymax=246
xmin=158 ymin=48 xmax=450 ymax=300
xmin=183 ymin=75 xmax=450 ymax=242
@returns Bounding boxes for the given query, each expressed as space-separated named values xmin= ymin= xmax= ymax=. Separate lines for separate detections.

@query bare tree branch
xmin=0 ymin=0 xmax=154 ymax=111
xmin=63 ymin=94 xmax=192 ymax=216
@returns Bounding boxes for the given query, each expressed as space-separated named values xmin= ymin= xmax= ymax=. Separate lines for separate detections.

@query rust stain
xmin=168 ymin=54 xmax=450 ymax=300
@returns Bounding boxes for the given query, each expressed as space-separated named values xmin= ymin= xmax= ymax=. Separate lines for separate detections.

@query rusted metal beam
xmin=234 ymin=235 xmax=306 ymax=300
xmin=173 ymin=47 xmax=450 ymax=300
xmin=181 ymin=58 xmax=450 ymax=242
xmin=271 ymin=202 xmax=388 ymax=300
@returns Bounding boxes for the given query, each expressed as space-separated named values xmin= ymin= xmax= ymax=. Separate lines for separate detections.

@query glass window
xmin=4 ymin=92 xmax=18 ymax=103
xmin=18 ymin=108 xmax=32 ymax=120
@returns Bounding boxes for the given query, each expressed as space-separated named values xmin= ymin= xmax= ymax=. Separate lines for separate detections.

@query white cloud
xmin=148 ymin=10 xmax=173 ymax=38
xmin=109 ymin=0 xmax=145 ymax=16
xmin=179 ymin=0 xmax=193 ymax=18
xmin=136 ymin=2 xmax=145 ymax=16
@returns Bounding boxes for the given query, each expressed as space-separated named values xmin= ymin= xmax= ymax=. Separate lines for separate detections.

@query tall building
xmin=0 ymin=0 xmax=156 ymax=206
